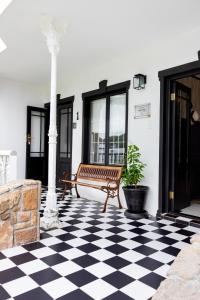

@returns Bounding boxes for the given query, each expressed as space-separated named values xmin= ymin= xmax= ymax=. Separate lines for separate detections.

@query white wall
xmin=0 ymin=77 xmax=45 ymax=179
xmin=56 ymin=27 xmax=200 ymax=217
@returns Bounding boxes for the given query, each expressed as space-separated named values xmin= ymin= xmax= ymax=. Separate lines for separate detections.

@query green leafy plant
xmin=122 ymin=145 xmax=146 ymax=188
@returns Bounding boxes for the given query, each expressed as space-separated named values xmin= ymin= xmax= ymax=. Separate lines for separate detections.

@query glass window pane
xmin=109 ymin=94 xmax=126 ymax=165
xmin=30 ymin=152 xmax=44 ymax=157
xmin=30 ymin=115 xmax=41 ymax=153
xmin=89 ymin=99 xmax=106 ymax=164
xmin=31 ymin=111 xmax=45 ymax=117
xmin=30 ymin=111 xmax=45 ymax=157
xmin=67 ymin=109 xmax=71 ymax=155
xmin=60 ymin=153 xmax=68 ymax=158
xmin=60 ymin=109 xmax=68 ymax=157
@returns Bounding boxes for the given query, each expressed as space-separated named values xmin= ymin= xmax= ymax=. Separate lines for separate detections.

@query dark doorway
xmin=159 ymin=58 xmax=200 ymax=218
xmin=26 ymin=106 xmax=47 ymax=184
xmin=26 ymin=96 xmax=74 ymax=186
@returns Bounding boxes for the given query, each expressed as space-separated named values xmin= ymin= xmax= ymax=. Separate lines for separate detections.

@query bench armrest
xmin=106 ymin=177 xmax=118 ymax=184
xmin=59 ymin=172 xmax=77 ymax=182
xmin=105 ymin=177 xmax=119 ymax=189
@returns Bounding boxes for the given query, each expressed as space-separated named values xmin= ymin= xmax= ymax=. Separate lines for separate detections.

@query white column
xmin=41 ymin=18 xmax=66 ymax=230
xmin=0 ymin=155 xmax=8 ymax=185
xmin=0 ymin=150 xmax=17 ymax=186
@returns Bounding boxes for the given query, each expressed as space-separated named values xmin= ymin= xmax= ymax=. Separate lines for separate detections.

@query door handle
xmin=27 ymin=134 xmax=31 ymax=145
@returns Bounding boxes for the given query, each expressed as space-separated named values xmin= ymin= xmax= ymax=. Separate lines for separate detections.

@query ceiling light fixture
xmin=0 ymin=37 xmax=7 ymax=53
xmin=0 ymin=0 xmax=12 ymax=15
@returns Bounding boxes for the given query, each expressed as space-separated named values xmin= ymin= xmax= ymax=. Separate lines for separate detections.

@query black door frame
xmin=26 ymin=106 xmax=47 ymax=184
xmin=44 ymin=94 xmax=74 ymax=185
xmin=158 ymin=57 xmax=200 ymax=216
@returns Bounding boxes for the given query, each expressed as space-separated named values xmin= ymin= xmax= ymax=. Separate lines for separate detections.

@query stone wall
xmin=0 ymin=180 xmax=41 ymax=250
xmin=152 ymin=232 xmax=200 ymax=300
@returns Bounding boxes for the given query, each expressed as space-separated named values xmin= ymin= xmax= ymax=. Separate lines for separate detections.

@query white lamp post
xmin=41 ymin=17 xmax=67 ymax=230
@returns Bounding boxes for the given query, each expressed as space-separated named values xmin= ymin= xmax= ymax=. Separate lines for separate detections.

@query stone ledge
xmin=0 ymin=187 xmax=10 ymax=195
xmin=152 ymin=232 xmax=200 ymax=300
xmin=0 ymin=180 xmax=41 ymax=250
xmin=0 ymin=180 xmax=41 ymax=197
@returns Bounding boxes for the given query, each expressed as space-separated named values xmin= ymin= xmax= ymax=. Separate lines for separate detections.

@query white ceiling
xmin=0 ymin=0 xmax=200 ymax=85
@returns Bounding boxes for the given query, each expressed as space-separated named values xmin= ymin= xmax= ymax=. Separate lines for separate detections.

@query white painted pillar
xmin=41 ymin=18 xmax=66 ymax=230
xmin=0 ymin=155 xmax=9 ymax=185
xmin=0 ymin=150 xmax=17 ymax=186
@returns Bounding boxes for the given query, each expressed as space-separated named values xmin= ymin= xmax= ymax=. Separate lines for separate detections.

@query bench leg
xmin=62 ymin=184 xmax=67 ymax=200
xmin=103 ymin=193 xmax=109 ymax=213
xmin=117 ymin=193 xmax=123 ymax=209
xmin=75 ymin=184 xmax=80 ymax=198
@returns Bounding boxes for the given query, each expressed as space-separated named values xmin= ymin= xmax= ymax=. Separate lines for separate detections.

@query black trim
xmin=82 ymin=80 xmax=130 ymax=165
xmin=159 ymin=59 xmax=200 ymax=215
xmin=198 ymin=50 xmax=200 ymax=61
xmin=82 ymin=80 xmax=130 ymax=101
xmin=44 ymin=95 xmax=74 ymax=109
xmin=161 ymin=212 xmax=200 ymax=228
xmin=99 ymin=80 xmax=108 ymax=90
xmin=105 ymin=96 xmax=110 ymax=165
xmin=158 ymin=60 xmax=200 ymax=80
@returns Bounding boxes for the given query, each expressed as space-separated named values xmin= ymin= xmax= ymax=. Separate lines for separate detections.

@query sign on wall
xmin=134 ymin=103 xmax=151 ymax=119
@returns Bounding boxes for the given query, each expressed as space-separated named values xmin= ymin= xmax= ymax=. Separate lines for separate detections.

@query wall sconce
xmin=133 ymin=74 xmax=147 ymax=90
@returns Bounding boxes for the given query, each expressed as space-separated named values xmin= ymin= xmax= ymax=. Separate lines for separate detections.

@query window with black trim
xmin=82 ymin=80 xmax=130 ymax=166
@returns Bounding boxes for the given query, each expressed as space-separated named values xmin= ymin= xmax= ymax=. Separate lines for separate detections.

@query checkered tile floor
xmin=0 ymin=189 xmax=199 ymax=300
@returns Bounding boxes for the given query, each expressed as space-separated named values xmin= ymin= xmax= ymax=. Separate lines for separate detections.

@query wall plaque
xmin=134 ymin=103 xmax=151 ymax=119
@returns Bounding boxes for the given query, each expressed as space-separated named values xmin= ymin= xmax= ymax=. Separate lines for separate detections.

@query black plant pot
xmin=123 ymin=185 xmax=149 ymax=219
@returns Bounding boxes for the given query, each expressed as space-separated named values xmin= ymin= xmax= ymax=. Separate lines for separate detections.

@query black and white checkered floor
xmin=0 ymin=189 xmax=199 ymax=300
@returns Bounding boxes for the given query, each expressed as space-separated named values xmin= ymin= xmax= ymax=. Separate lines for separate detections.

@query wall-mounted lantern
xmin=133 ymin=74 xmax=147 ymax=90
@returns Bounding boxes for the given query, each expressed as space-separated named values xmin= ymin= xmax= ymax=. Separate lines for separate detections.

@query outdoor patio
xmin=1 ymin=1 xmax=200 ymax=299
xmin=0 ymin=188 xmax=198 ymax=300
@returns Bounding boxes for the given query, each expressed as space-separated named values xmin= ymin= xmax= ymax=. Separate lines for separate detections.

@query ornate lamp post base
xmin=41 ymin=208 xmax=61 ymax=230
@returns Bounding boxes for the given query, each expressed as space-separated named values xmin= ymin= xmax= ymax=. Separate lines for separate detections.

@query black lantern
xmin=133 ymin=74 xmax=147 ymax=90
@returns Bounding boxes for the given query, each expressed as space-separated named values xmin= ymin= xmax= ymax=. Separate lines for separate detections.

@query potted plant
xmin=122 ymin=145 xmax=148 ymax=219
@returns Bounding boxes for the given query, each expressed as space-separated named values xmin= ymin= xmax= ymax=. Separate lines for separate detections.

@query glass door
xmin=56 ymin=102 xmax=73 ymax=187
xmin=170 ymin=81 xmax=191 ymax=211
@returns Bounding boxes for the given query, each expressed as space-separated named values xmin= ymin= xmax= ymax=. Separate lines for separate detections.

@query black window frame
xmin=82 ymin=80 xmax=130 ymax=166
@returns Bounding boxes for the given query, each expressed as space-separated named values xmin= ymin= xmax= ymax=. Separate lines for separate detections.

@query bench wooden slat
xmin=61 ymin=179 xmax=118 ymax=191
xmin=77 ymin=164 xmax=122 ymax=183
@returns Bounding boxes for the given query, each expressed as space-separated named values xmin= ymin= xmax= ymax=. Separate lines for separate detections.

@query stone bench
xmin=152 ymin=231 xmax=200 ymax=300
xmin=0 ymin=179 xmax=41 ymax=251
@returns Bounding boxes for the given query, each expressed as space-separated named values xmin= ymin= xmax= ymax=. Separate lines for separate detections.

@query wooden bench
xmin=60 ymin=164 xmax=123 ymax=212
